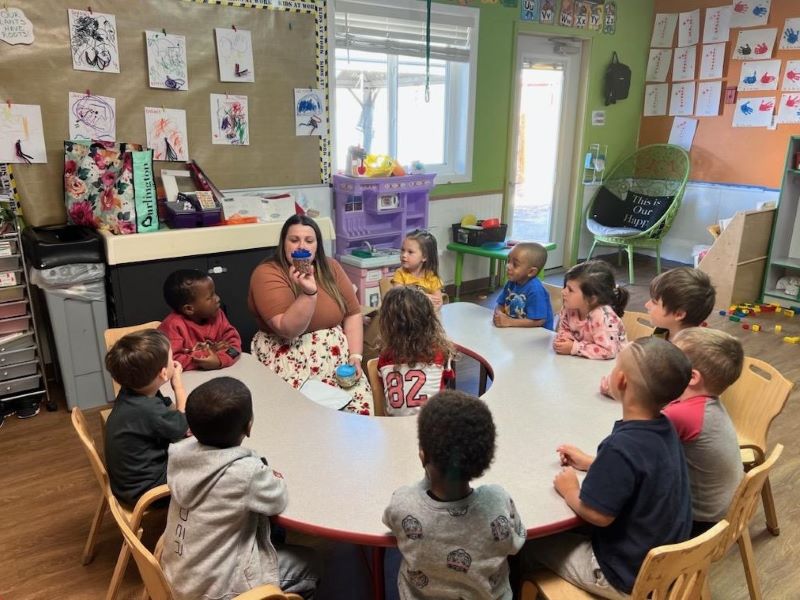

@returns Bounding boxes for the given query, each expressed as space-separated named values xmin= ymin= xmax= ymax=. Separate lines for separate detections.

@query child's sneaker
xmin=14 ymin=395 xmax=41 ymax=419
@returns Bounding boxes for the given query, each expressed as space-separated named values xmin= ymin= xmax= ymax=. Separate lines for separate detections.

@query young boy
xmin=645 ymin=267 xmax=716 ymax=340
xmin=666 ymin=327 xmax=744 ymax=536
xmin=519 ymin=338 xmax=693 ymax=598
xmin=383 ymin=390 xmax=525 ymax=599
xmin=161 ymin=377 xmax=319 ymax=600
xmin=104 ymin=329 xmax=188 ymax=506
xmin=493 ymin=242 xmax=554 ymax=330
xmin=159 ymin=269 xmax=242 ymax=371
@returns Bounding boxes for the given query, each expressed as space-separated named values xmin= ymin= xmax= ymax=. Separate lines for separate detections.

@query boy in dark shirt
xmin=519 ymin=337 xmax=693 ymax=598
xmin=104 ymin=329 xmax=188 ymax=505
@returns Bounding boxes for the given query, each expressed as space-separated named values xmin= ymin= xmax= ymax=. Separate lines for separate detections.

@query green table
xmin=447 ymin=241 xmax=557 ymax=301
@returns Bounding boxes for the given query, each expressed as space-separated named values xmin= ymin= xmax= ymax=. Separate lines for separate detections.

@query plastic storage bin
xmin=0 ymin=285 xmax=25 ymax=303
xmin=0 ymin=314 xmax=29 ymax=335
xmin=451 ymin=223 xmax=508 ymax=246
xmin=0 ymin=300 xmax=27 ymax=319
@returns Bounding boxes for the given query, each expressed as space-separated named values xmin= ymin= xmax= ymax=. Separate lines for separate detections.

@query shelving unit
xmin=762 ymin=136 xmax=800 ymax=306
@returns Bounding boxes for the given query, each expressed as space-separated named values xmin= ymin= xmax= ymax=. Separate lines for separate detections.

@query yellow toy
xmin=751 ymin=324 xmax=761 ymax=332
xmin=782 ymin=336 xmax=800 ymax=344
xmin=775 ymin=324 xmax=783 ymax=334
xmin=363 ymin=154 xmax=396 ymax=177
xmin=784 ymin=309 xmax=795 ymax=318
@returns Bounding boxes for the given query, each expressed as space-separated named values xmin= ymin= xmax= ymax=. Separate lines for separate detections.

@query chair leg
xmin=105 ymin=542 xmax=132 ymax=600
xmin=761 ymin=476 xmax=780 ymax=536
xmin=82 ymin=494 xmax=107 ymax=565
xmin=617 ymin=246 xmax=623 ymax=267
xmin=655 ymin=242 xmax=662 ymax=275
xmin=479 ymin=364 xmax=488 ymax=395
xmin=587 ymin=239 xmax=597 ymax=261
xmin=371 ymin=546 xmax=385 ymax=600
xmin=626 ymin=245 xmax=635 ymax=284
xmin=737 ymin=528 xmax=763 ymax=600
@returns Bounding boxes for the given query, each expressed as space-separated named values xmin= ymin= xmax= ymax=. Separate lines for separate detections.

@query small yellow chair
xmin=104 ymin=321 xmax=162 ymax=397
xmin=521 ymin=519 xmax=730 ymax=599
xmin=621 ymin=311 xmax=655 ymax=341
xmin=366 ymin=358 xmax=385 ymax=417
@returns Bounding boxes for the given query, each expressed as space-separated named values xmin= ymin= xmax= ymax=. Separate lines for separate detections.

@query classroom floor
xmin=0 ymin=253 xmax=797 ymax=599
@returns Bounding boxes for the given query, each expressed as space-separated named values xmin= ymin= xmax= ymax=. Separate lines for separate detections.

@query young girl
xmin=553 ymin=260 xmax=628 ymax=359
xmin=391 ymin=230 xmax=444 ymax=308
xmin=377 ymin=286 xmax=455 ymax=416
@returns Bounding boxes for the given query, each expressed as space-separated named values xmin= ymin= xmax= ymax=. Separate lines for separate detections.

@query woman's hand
xmin=349 ymin=354 xmax=363 ymax=378
xmin=289 ymin=265 xmax=317 ymax=296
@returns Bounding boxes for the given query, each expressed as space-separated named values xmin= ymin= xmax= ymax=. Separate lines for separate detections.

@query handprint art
xmin=738 ymin=44 xmax=752 ymax=55
xmin=734 ymin=1 xmax=749 ymax=13
xmin=752 ymin=6 xmax=767 ymax=17
xmin=759 ymin=100 xmax=774 ymax=111
xmin=785 ymin=28 xmax=800 ymax=45
xmin=786 ymin=96 xmax=800 ymax=108
xmin=760 ymin=72 xmax=776 ymax=84
xmin=743 ymin=71 xmax=757 ymax=85
xmin=754 ymin=42 xmax=769 ymax=55
xmin=787 ymin=70 xmax=800 ymax=82
xmin=740 ymin=101 xmax=754 ymax=115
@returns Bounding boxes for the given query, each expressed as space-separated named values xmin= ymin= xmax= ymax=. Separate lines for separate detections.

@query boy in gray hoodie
xmin=160 ymin=377 xmax=318 ymax=599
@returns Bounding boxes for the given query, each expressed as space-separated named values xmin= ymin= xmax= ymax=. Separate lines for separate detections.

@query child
xmin=666 ymin=327 xmax=744 ymax=536
xmin=492 ymin=242 xmax=554 ymax=330
xmin=383 ymin=390 xmax=526 ymax=599
xmin=519 ymin=338 xmax=693 ymax=598
xmin=161 ymin=377 xmax=319 ymax=599
xmin=159 ymin=269 xmax=242 ymax=371
xmin=376 ymin=286 xmax=455 ymax=416
xmin=645 ymin=267 xmax=716 ymax=341
xmin=391 ymin=230 xmax=445 ymax=308
xmin=104 ymin=329 xmax=188 ymax=506
xmin=553 ymin=260 xmax=628 ymax=359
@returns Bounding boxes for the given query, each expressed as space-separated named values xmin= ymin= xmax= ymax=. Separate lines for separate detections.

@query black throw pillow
xmin=621 ymin=191 xmax=674 ymax=231
xmin=591 ymin=186 xmax=627 ymax=226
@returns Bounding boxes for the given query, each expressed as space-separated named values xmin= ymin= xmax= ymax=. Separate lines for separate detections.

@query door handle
xmin=208 ymin=265 xmax=228 ymax=275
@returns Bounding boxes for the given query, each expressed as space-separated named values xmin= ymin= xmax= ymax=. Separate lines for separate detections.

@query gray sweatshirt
xmin=160 ymin=437 xmax=288 ymax=600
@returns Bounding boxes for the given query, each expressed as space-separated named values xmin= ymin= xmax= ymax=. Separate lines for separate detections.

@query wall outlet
xmin=724 ymin=86 xmax=737 ymax=104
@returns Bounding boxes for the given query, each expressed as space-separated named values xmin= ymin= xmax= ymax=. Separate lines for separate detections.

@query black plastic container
xmin=451 ymin=223 xmax=508 ymax=246
xmin=21 ymin=225 xmax=103 ymax=269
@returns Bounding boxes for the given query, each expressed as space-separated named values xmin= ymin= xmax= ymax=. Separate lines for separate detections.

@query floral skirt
xmin=251 ymin=327 xmax=373 ymax=416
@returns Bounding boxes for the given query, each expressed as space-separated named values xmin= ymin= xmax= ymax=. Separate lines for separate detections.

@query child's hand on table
xmin=557 ymin=444 xmax=594 ymax=471
xmin=599 ymin=375 xmax=612 ymax=397
xmin=192 ymin=342 xmax=222 ymax=370
xmin=493 ymin=309 xmax=513 ymax=328
xmin=553 ymin=467 xmax=580 ymax=498
xmin=553 ymin=339 xmax=573 ymax=354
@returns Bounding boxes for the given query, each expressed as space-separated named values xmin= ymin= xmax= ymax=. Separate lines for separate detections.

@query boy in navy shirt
xmin=492 ymin=242 xmax=553 ymax=330
xmin=519 ymin=337 xmax=693 ymax=598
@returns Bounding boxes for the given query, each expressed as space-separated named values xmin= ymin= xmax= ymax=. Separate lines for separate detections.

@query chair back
xmin=378 ymin=278 xmax=393 ymax=302
xmin=622 ymin=310 xmax=655 ymax=341
xmin=366 ymin=358 xmax=385 ymax=417
xmin=543 ymin=282 xmax=562 ymax=314
xmin=630 ymin=519 xmax=730 ymax=599
xmin=71 ymin=407 xmax=113 ymax=500
xmin=104 ymin=321 xmax=162 ymax=396
xmin=720 ymin=358 xmax=793 ymax=454
xmin=713 ymin=444 xmax=783 ymax=561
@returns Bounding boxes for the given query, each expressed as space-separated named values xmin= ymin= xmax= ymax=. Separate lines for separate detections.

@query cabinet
xmin=762 ymin=136 xmax=800 ymax=305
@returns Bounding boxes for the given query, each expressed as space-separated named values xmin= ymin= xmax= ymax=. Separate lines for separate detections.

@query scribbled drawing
xmin=144 ymin=107 xmax=188 ymax=161
xmin=294 ymin=88 xmax=327 ymax=137
xmin=215 ymin=28 xmax=254 ymax=83
xmin=146 ymin=31 xmax=188 ymax=91
xmin=69 ymin=92 xmax=116 ymax=141
xmin=0 ymin=104 xmax=46 ymax=164
xmin=210 ymin=94 xmax=249 ymax=146
xmin=68 ymin=9 xmax=120 ymax=73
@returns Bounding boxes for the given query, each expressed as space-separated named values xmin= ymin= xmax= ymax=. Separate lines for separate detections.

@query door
xmin=507 ymin=35 xmax=583 ymax=269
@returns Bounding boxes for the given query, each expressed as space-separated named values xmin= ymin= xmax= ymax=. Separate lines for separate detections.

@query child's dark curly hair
xmin=163 ymin=269 xmax=208 ymax=313
xmin=418 ymin=390 xmax=496 ymax=482
xmin=377 ymin=286 xmax=454 ymax=365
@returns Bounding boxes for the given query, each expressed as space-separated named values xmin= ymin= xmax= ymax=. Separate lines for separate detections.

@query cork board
xmin=0 ymin=0 xmax=329 ymax=226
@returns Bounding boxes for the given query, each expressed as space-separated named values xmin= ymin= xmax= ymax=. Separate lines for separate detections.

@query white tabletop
xmin=166 ymin=302 xmax=619 ymax=546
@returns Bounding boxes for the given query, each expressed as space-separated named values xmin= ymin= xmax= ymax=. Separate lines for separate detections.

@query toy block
xmin=775 ymin=324 xmax=782 ymax=333
xmin=701 ymin=321 xmax=708 ymax=327
xmin=742 ymin=323 xmax=750 ymax=330
xmin=753 ymin=306 xmax=762 ymax=313
xmin=729 ymin=305 xmax=738 ymax=312
xmin=752 ymin=324 xmax=761 ymax=332
xmin=734 ymin=311 xmax=748 ymax=318
xmin=729 ymin=316 xmax=741 ymax=322
xmin=718 ymin=310 xmax=728 ymax=316
xmin=782 ymin=336 xmax=800 ymax=344
xmin=784 ymin=309 xmax=795 ymax=318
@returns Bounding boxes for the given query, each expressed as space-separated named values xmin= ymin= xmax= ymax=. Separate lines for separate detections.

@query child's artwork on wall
xmin=0 ymin=7 xmax=34 ymax=45
xmin=678 ymin=9 xmax=700 ymax=47
xmin=559 ymin=0 xmax=575 ymax=27
xmin=520 ymin=0 xmax=539 ymax=22
xmin=651 ymin=13 xmax=678 ymax=48
xmin=144 ymin=107 xmax=188 ymax=161
xmin=732 ymin=96 xmax=774 ymax=127
xmin=541 ymin=0 xmax=556 ymax=25
xmin=703 ymin=5 xmax=731 ymax=43
xmin=215 ymin=28 xmax=254 ymax=83
xmin=668 ymin=117 xmax=698 ymax=151
xmin=0 ymin=103 xmax=46 ymax=163
xmin=699 ymin=43 xmax=726 ymax=79
xmin=145 ymin=31 xmax=188 ymax=91
xmin=646 ymin=49 xmax=672 ymax=82
xmin=672 ymin=46 xmax=697 ymax=82
xmin=732 ymin=28 xmax=777 ymax=60
xmin=574 ymin=2 xmax=589 ymax=29
xmin=779 ymin=18 xmax=800 ymax=50
xmin=730 ymin=0 xmax=771 ymax=29
xmin=669 ymin=81 xmax=696 ymax=116
xmin=643 ymin=83 xmax=669 ymax=116
xmin=68 ymin=9 xmax=119 ymax=73
xmin=588 ymin=3 xmax=604 ymax=31
xmin=295 ymin=88 xmax=327 ymax=137
xmin=696 ymin=81 xmax=723 ymax=116
xmin=68 ymin=92 xmax=116 ymax=141
xmin=210 ymin=94 xmax=249 ymax=145
xmin=781 ymin=60 xmax=800 ymax=91
xmin=603 ymin=0 xmax=616 ymax=35
xmin=738 ymin=59 xmax=780 ymax=91
xmin=776 ymin=93 xmax=800 ymax=124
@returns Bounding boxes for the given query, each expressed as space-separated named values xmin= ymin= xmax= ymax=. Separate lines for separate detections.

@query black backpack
xmin=604 ymin=51 xmax=631 ymax=106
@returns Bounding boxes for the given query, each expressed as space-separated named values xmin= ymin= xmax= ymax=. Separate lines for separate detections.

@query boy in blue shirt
xmin=518 ymin=337 xmax=693 ymax=598
xmin=493 ymin=242 xmax=553 ymax=330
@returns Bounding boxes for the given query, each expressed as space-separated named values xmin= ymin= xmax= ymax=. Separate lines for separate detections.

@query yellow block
xmin=782 ymin=336 xmax=800 ymax=344
xmin=775 ymin=325 xmax=783 ymax=333
xmin=752 ymin=324 xmax=761 ymax=332
xmin=784 ymin=309 xmax=795 ymax=317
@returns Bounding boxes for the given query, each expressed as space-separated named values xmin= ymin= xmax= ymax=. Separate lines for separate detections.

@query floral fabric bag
xmin=64 ymin=140 xmax=141 ymax=235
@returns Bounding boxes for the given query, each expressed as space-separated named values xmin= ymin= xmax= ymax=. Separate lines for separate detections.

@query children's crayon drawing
xmin=210 ymin=94 xmax=249 ymax=145
xmin=678 ymin=9 xmax=700 ymax=47
xmin=69 ymin=92 xmax=116 ymax=141
xmin=779 ymin=18 xmax=800 ymax=50
xmin=651 ymin=13 xmax=678 ymax=48
xmin=782 ymin=60 xmax=800 ymax=92
xmin=695 ymin=81 xmax=722 ymax=117
xmin=730 ymin=0 xmax=771 ymax=29
xmin=672 ymin=46 xmax=697 ymax=82
xmin=737 ymin=60 xmax=780 ymax=91
xmin=215 ymin=28 xmax=254 ymax=83
xmin=732 ymin=28 xmax=777 ymax=60
xmin=699 ymin=43 xmax=725 ymax=80
xmin=669 ymin=81 xmax=696 ymax=116
xmin=732 ymin=96 xmax=774 ymax=127
xmin=0 ymin=7 xmax=34 ymax=45
xmin=643 ymin=83 xmax=669 ymax=117
xmin=294 ymin=88 xmax=327 ymax=137
xmin=777 ymin=93 xmax=800 ymax=124
xmin=703 ymin=5 xmax=730 ymax=43
xmin=0 ymin=104 xmax=46 ymax=163
xmin=68 ymin=9 xmax=119 ymax=73
xmin=146 ymin=31 xmax=188 ymax=91
xmin=144 ymin=107 xmax=188 ymax=161
xmin=668 ymin=117 xmax=698 ymax=151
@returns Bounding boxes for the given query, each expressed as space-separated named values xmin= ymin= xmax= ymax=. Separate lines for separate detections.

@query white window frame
xmin=330 ymin=0 xmax=478 ymax=184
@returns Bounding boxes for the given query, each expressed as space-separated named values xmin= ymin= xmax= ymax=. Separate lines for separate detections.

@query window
xmin=333 ymin=0 xmax=479 ymax=183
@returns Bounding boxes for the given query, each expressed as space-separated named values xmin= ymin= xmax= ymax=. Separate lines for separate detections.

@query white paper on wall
xmin=782 ymin=60 xmax=800 ymax=92
xmin=670 ymin=81 xmax=696 ymax=116
xmin=703 ymin=5 xmax=731 ymax=43
xmin=0 ymin=103 xmax=46 ymax=163
xmin=672 ymin=46 xmax=697 ymax=82
xmin=215 ymin=28 xmax=254 ymax=83
xmin=651 ymin=13 xmax=678 ymax=48
xmin=730 ymin=0 xmax=771 ymax=29
xmin=732 ymin=96 xmax=775 ymax=127
xmin=699 ymin=43 xmax=726 ymax=79
xmin=668 ymin=117 xmax=698 ymax=151
xmin=777 ymin=93 xmax=800 ymax=124
xmin=779 ymin=18 xmax=800 ymax=50
xmin=738 ymin=60 xmax=780 ymax=91
xmin=68 ymin=92 xmax=116 ymax=141
xmin=644 ymin=83 xmax=669 ymax=117
xmin=678 ymin=9 xmax=700 ymax=47
xmin=696 ymin=81 xmax=723 ymax=116
xmin=732 ymin=28 xmax=777 ymax=60
xmin=646 ymin=49 xmax=672 ymax=82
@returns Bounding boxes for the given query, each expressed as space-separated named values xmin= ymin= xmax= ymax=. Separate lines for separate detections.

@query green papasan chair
xmin=585 ymin=144 xmax=690 ymax=284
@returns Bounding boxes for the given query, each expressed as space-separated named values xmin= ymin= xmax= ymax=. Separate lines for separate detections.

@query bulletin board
xmin=639 ymin=0 xmax=800 ymax=189
xmin=0 ymin=0 xmax=330 ymax=226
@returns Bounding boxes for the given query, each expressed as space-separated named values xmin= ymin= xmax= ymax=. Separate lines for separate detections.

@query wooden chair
xmin=621 ymin=310 xmax=655 ymax=340
xmin=366 ymin=358 xmax=385 ymax=417
xmin=105 ymin=495 xmax=301 ymax=600
xmin=71 ymin=406 xmax=169 ymax=600
xmin=720 ymin=358 xmax=793 ymax=535
xmin=521 ymin=520 xmax=729 ymax=599
xmin=104 ymin=321 xmax=162 ymax=396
